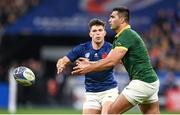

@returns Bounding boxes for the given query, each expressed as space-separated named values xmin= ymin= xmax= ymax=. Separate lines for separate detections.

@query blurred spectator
xmin=160 ymin=72 xmax=176 ymax=95
xmin=0 ymin=64 xmax=7 ymax=82
xmin=0 ymin=0 xmax=40 ymax=27
xmin=142 ymin=6 xmax=180 ymax=72
xmin=47 ymin=79 xmax=58 ymax=105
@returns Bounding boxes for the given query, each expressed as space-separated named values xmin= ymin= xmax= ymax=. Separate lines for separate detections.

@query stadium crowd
xmin=0 ymin=0 xmax=40 ymax=28
xmin=143 ymin=7 xmax=180 ymax=72
xmin=0 ymin=0 xmax=179 ymax=74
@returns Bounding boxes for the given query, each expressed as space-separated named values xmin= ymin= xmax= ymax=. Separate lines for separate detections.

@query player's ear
xmin=104 ymin=30 xmax=107 ymax=36
xmin=89 ymin=32 xmax=92 ymax=38
xmin=119 ymin=17 xmax=125 ymax=24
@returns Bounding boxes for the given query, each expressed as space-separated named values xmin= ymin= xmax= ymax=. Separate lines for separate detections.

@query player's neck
xmin=115 ymin=23 xmax=129 ymax=34
xmin=92 ymin=41 xmax=104 ymax=50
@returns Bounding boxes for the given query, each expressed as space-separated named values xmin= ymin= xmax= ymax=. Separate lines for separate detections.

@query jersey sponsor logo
xmin=85 ymin=52 xmax=90 ymax=58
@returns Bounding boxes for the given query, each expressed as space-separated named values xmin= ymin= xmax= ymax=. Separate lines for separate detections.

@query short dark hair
xmin=113 ymin=7 xmax=130 ymax=23
xmin=88 ymin=18 xmax=106 ymax=29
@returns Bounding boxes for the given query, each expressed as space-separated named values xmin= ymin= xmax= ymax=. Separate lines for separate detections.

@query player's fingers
xmin=57 ymin=66 xmax=64 ymax=74
xmin=57 ymin=68 xmax=62 ymax=74
xmin=76 ymin=60 xmax=81 ymax=65
xmin=78 ymin=57 xmax=87 ymax=61
xmin=57 ymin=68 xmax=60 ymax=74
xmin=71 ymin=69 xmax=82 ymax=75
xmin=56 ymin=63 xmax=59 ymax=68
xmin=72 ymin=65 xmax=85 ymax=75
xmin=73 ymin=66 xmax=81 ymax=70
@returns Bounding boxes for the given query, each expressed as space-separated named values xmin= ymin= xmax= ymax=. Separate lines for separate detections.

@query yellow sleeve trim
xmin=114 ymin=46 xmax=128 ymax=51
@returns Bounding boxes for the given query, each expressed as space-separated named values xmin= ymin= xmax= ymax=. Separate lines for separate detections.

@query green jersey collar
xmin=115 ymin=25 xmax=131 ymax=38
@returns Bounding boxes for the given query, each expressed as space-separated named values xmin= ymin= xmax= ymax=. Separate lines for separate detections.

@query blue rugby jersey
xmin=67 ymin=41 xmax=117 ymax=92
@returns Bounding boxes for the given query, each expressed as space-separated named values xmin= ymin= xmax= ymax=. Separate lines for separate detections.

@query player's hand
xmin=76 ymin=57 xmax=89 ymax=65
xmin=56 ymin=58 xmax=66 ymax=74
xmin=72 ymin=58 xmax=90 ymax=75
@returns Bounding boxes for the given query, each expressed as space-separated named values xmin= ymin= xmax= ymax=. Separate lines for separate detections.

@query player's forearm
xmin=89 ymin=58 xmax=116 ymax=72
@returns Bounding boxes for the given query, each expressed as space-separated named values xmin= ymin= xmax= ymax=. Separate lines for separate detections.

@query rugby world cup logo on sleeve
xmin=85 ymin=52 xmax=90 ymax=58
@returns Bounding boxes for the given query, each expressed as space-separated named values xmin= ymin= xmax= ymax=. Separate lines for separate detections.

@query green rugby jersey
xmin=112 ymin=25 xmax=158 ymax=83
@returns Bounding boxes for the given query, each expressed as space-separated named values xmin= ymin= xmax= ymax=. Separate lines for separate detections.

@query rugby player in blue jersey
xmin=56 ymin=18 xmax=119 ymax=114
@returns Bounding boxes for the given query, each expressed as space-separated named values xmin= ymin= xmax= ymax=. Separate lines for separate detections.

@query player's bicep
xmin=107 ymin=47 xmax=127 ymax=63
xmin=67 ymin=45 xmax=82 ymax=62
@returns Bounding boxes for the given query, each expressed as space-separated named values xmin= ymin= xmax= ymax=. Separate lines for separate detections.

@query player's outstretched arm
xmin=72 ymin=47 xmax=127 ymax=75
xmin=56 ymin=56 xmax=71 ymax=74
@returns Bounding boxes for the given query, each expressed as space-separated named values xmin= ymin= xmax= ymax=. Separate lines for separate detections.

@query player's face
xmin=109 ymin=11 xmax=122 ymax=30
xmin=89 ymin=25 xmax=106 ymax=44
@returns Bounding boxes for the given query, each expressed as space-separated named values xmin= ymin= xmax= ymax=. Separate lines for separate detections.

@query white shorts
xmin=122 ymin=80 xmax=160 ymax=105
xmin=83 ymin=87 xmax=119 ymax=110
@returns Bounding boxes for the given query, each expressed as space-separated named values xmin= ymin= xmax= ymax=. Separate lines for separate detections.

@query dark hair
xmin=88 ymin=18 xmax=106 ymax=29
xmin=113 ymin=7 xmax=129 ymax=23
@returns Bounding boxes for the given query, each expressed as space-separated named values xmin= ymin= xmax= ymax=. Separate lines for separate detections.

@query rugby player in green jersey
xmin=72 ymin=7 xmax=160 ymax=114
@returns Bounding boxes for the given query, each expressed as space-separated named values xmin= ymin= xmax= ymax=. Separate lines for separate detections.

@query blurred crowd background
xmin=0 ymin=0 xmax=180 ymax=113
